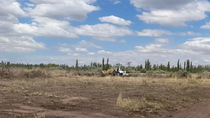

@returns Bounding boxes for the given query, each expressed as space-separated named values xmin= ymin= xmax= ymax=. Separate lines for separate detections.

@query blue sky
xmin=1 ymin=0 xmax=210 ymax=66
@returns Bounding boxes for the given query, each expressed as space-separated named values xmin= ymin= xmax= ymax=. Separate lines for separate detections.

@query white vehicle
xmin=116 ymin=66 xmax=129 ymax=76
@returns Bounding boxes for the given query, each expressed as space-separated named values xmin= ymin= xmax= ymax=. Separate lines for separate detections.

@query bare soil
xmin=1 ymin=76 xmax=210 ymax=118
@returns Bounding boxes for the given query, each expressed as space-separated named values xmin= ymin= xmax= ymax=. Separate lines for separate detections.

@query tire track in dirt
xmin=172 ymin=100 xmax=210 ymax=118
xmin=0 ymin=103 xmax=118 ymax=118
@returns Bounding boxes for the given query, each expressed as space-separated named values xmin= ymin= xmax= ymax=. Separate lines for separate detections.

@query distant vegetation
xmin=1 ymin=59 xmax=210 ymax=74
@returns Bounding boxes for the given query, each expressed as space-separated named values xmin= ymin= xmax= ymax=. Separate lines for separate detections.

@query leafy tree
xmin=145 ymin=59 xmax=151 ymax=71
xmin=106 ymin=58 xmax=109 ymax=70
xmin=153 ymin=64 xmax=158 ymax=70
xmin=186 ymin=59 xmax=190 ymax=72
xmin=167 ymin=61 xmax=170 ymax=71
xmin=102 ymin=58 xmax=105 ymax=70
xmin=190 ymin=61 xmax=193 ymax=72
xmin=177 ymin=59 xmax=180 ymax=71
xmin=76 ymin=59 xmax=78 ymax=70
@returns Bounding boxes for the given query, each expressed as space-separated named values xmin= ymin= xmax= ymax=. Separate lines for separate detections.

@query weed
xmin=116 ymin=93 xmax=164 ymax=112
xmin=188 ymin=79 xmax=203 ymax=84
xmin=34 ymin=112 xmax=46 ymax=118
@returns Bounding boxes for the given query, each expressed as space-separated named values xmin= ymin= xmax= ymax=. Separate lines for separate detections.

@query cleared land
xmin=1 ymin=70 xmax=210 ymax=118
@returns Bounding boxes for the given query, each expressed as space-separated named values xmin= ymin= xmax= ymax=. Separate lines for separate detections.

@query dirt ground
xmin=1 ymin=76 xmax=210 ymax=118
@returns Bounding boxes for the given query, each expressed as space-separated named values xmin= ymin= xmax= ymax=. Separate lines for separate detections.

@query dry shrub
xmin=116 ymin=93 xmax=163 ymax=112
xmin=34 ymin=112 xmax=46 ymax=118
xmin=0 ymin=68 xmax=51 ymax=79
xmin=0 ymin=68 xmax=13 ymax=79
xmin=175 ymin=71 xmax=192 ymax=79
xmin=25 ymin=69 xmax=50 ymax=79
xmin=199 ymin=71 xmax=210 ymax=79
xmin=72 ymin=70 xmax=98 ymax=77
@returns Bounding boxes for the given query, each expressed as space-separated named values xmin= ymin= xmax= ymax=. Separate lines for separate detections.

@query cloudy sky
xmin=1 ymin=0 xmax=210 ymax=66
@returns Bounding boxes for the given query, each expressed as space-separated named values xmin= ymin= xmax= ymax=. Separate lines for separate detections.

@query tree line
xmin=1 ymin=59 xmax=210 ymax=73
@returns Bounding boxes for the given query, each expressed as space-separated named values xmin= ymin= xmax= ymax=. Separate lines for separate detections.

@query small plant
xmin=202 ymin=71 xmax=210 ymax=79
xmin=176 ymin=70 xmax=190 ymax=78
xmin=116 ymin=93 xmax=164 ymax=112
xmin=25 ymin=69 xmax=49 ymax=79
xmin=34 ymin=112 xmax=46 ymax=118
xmin=188 ymin=79 xmax=202 ymax=84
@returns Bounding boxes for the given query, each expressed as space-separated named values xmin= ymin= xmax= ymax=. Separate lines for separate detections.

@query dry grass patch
xmin=116 ymin=93 xmax=164 ymax=112
xmin=34 ymin=112 xmax=46 ymax=118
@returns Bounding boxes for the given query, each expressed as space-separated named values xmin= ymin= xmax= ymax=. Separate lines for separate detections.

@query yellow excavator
xmin=101 ymin=68 xmax=115 ymax=76
xmin=101 ymin=66 xmax=129 ymax=76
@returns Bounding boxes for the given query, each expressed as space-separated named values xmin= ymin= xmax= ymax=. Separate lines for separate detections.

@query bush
xmin=201 ymin=71 xmax=210 ymax=79
xmin=176 ymin=70 xmax=191 ymax=78
xmin=0 ymin=69 xmax=13 ymax=79
xmin=140 ymin=69 xmax=147 ymax=73
xmin=25 ymin=69 xmax=50 ymax=79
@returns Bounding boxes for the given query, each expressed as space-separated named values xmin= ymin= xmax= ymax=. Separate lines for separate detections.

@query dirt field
xmin=1 ymin=76 xmax=210 ymax=118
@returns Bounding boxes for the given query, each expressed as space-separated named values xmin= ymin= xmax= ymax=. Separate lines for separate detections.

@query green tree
xmin=106 ymin=58 xmax=109 ymax=70
xmin=167 ymin=61 xmax=170 ymax=71
xmin=153 ymin=64 xmax=158 ymax=70
xmin=76 ymin=59 xmax=78 ymax=70
xmin=177 ymin=59 xmax=180 ymax=71
xmin=102 ymin=58 xmax=105 ymax=70
xmin=186 ymin=59 xmax=190 ymax=72
xmin=145 ymin=59 xmax=151 ymax=70
xmin=190 ymin=61 xmax=193 ymax=72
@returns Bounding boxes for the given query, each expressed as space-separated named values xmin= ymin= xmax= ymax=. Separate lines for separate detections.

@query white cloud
xmin=59 ymin=40 xmax=102 ymax=52
xmin=0 ymin=14 xmax=19 ymax=23
xmin=178 ymin=31 xmax=201 ymax=36
xmin=131 ymin=0 xmax=210 ymax=27
xmin=120 ymin=40 xmax=126 ymax=43
xmin=114 ymin=1 xmax=121 ymax=4
xmin=87 ymin=52 xmax=95 ymax=55
xmin=75 ymin=48 xmax=88 ymax=52
xmin=99 ymin=15 xmax=132 ymax=26
xmin=25 ymin=2 xmax=35 ymax=7
xmin=130 ymin=0 xmax=194 ymax=10
xmin=137 ymin=29 xmax=174 ymax=37
xmin=59 ymin=47 xmax=72 ymax=53
xmin=135 ymin=44 xmax=198 ymax=56
xmin=76 ymin=23 xmax=133 ymax=37
xmin=79 ymin=40 xmax=102 ymax=49
xmin=135 ymin=44 xmax=166 ymax=53
xmin=15 ymin=37 xmax=210 ymax=66
xmin=75 ymin=23 xmax=133 ymax=41
xmin=137 ymin=29 xmax=201 ymax=37
xmin=200 ymin=22 xmax=210 ymax=29
xmin=155 ymin=38 xmax=169 ymax=44
xmin=73 ymin=53 xmax=81 ymax=56
xmin=98 ymin=50 xmax=113 ymax=55
xmin=182 ymin=37 xmax=210 ymax=53
xmin=12 ymin=17 xmax=78 ymax=38
xmin=27 ymin=0 xmax=100 ymax=21
xmin=109 ymin=0 xmax=121 ymax=4
xmin=0 ymin=36 xmax=45 ymax=53
xmin=0 ymin=0 xmax=27 ymax=17
xmin=94 ymin=37 xmax=116 ymax=42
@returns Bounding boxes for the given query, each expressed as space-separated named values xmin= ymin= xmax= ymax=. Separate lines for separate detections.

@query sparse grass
xmin=187 ymin=79 xmax=203 ymax=84
xmin=2 ymin=74 xmax=210 ymax=117
xmin=34 ymin=112 xmax=46 ymax=118
xmin=116 ymin=93 xmax=164 ymax=112
xmin=30 ymin=91 xmax=59 ymax=98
